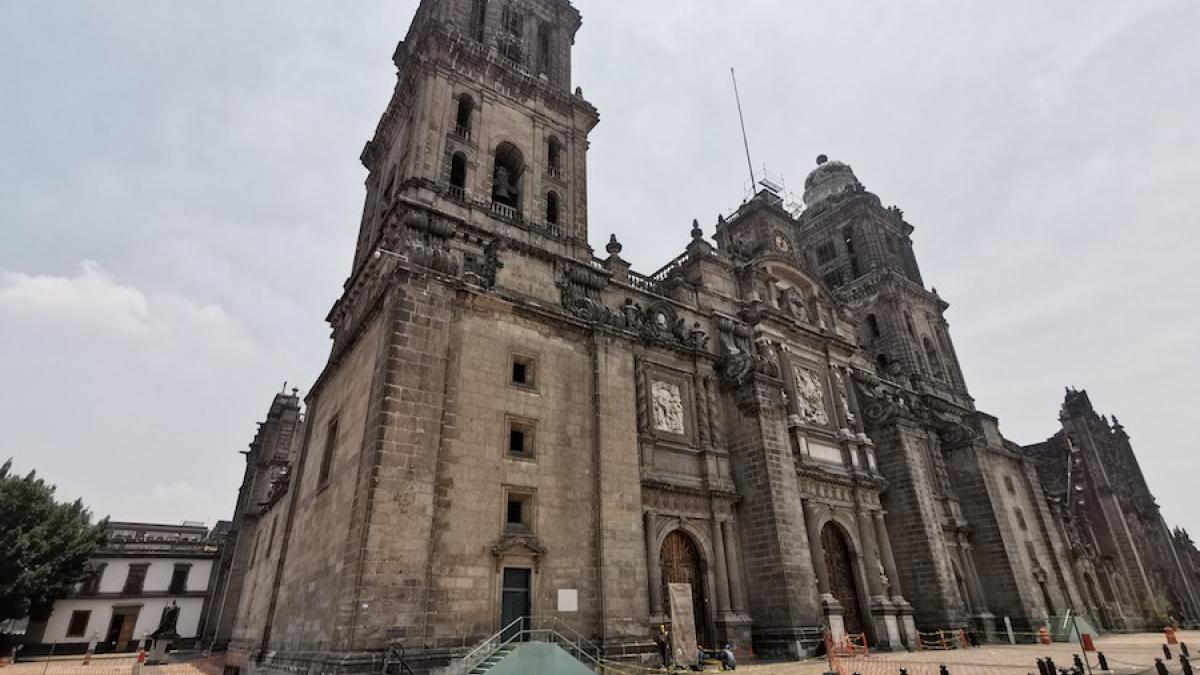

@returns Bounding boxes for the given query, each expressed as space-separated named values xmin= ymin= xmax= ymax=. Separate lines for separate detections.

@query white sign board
xmin=557 ymin=589 xmax=578 ymax=612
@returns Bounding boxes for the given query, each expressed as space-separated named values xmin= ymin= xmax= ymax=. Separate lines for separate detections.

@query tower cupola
xmin=803 ymin=155 xmax=862 ymax=206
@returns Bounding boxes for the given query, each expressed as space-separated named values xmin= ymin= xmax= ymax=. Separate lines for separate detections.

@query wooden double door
xmin=660 ymin=530 xmax=712 ymax=647
xmin=822 ymin=523 xmax=866 ymax=639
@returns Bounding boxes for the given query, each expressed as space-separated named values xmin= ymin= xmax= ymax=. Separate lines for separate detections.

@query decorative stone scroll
xmin=793 ymin=366 xmax=830 ymax=426
xmin=651 ymin=380 xmax=686 ymax=435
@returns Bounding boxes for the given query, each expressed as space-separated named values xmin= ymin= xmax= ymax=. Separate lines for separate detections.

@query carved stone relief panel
xmin=652 ymin=381 xmax=686 ymax=435
xmin=643 ymin=486 xmax=716 ymax=519
xmin=639 ymin=361 xmax=696 ymax=445
xmin=793 ymin=366 xmax=831 ymax=427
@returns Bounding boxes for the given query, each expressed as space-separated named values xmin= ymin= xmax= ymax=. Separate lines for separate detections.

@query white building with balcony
xmin=23 ymin=521 xmax=226 ymax=654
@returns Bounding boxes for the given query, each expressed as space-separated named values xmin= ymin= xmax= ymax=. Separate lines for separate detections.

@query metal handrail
xmin=450 ymin=615 xmax=527 ymax=674
xmin=443 ymin=616 xmax=614 ymax=675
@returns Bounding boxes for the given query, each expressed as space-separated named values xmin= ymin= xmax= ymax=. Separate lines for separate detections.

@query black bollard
xmin=1046 ymin=657 xmax=1058 ymax=675
xmin=900 ymin=670 xmax=909 ymax=675
xmin=1166 ymin=645 xmax=1174 ymax=661
xmin=940 ymin=665 xmax=951 ymax=675
xmin=1074 ymin=654 xmax=1085 ymax=674
xmin=1037 ymin=658 xmax=1050 ymax=675
xmin=1098 ymin=653 xmax=1110 ymax=672
xmin=1183 ymin=655 xmax=1194 ymax=675
xmin=1156 ymin=658 xmax=1169 ymax=675
xmin=1184 ymin=643 xmax=1191 ymax=659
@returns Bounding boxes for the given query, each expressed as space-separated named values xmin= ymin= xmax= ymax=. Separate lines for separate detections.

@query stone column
xmin=711 ymin=519 xmax=732 ymax=613
xmin=957 ymin=542 xmax=986 ymax=612
xmin=803 ymin=500 xmax=831 ymax=596
xmin=721 ymin=520 xmax=746 ymax=613
xmin=873 ymin=511 xmax=903 ymax=599
xmin=645 ymin=512 xmax=663 ymax=617
xmin=776 ymin=347 xmax=802 ymax=420
xmin=856 ymin=510 xmax=886 ymax=599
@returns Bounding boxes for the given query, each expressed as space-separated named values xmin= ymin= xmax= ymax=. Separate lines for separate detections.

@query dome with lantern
xmin=803 ymin=154 xmax=862 ymax=206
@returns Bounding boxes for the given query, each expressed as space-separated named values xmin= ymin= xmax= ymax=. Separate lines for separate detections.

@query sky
xmin=1 ymin=1 xmax=1197 ymax=536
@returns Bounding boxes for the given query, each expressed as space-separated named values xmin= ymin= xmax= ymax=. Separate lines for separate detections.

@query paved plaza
xmin=732 ymin=631 xmax=1200 ymax=675
xmin=2 ymin=632 xmax=1196 ymax=675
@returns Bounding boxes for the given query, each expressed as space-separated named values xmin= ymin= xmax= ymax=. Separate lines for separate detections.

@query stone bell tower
xmin=796 ymin=156 xmax=970 ymax=403
xmin=348 ymin=0 xmax=600 ymax=280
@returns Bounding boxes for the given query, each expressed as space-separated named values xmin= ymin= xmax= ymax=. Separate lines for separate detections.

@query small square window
xmin=1004 ymin=476 xmax=1016 ymax=494
xmin=507 ymin=418 xmax=536 ymax=459
xmin=66 ymin=610 xmax=91 ymax=638
xmin=504 ymin=490 xmax=534 ymax=533
xmin=1015 ymin=508 xmax=1028 ymax=531
xmin=511 ymin=354 xmax=536 ymax=388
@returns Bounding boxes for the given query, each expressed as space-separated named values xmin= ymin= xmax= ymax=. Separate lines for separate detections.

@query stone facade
xmin=213 ymin=1 xmax=1198 ymax=672
xmin=1023 ymin=389 xmax=1200 ymax=630
xmin=206 ymin=390 xmax=302 ymax=652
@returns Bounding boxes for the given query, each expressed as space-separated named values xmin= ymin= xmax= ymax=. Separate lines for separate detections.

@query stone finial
xmin=817 ymin=154 xmax=829 ymax=166
xmin=717 ymin=214 xmax=727 ymax=228
xmin=606 ymin=234 xmax=623 ymax=257
xmin=691 ymin=219 xmax=703 ymax=241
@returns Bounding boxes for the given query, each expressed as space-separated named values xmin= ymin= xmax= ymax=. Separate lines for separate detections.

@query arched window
xmin=547 ymin=137 xmax=562 ymax=177
xmin=866 ymin=314 xmax=881 ymax=340
xmin=491 ymin=142 xmax=524 ymax=211
xmin=455 ymin=95 xmax=474 ymax=139
xmin=449 ymin=153 xmax=468 ymax=197
xmin=904 ymin=312 xmax=917 ymax=338
xmin=545 ymin=191 xmax=560 ymax=225
xmin=923 ymin=337 xmax=944 ymax=380
xmin=470 ymin=0 xmax=488 ymax=42
xmin=876 ymin=354 xmax=890 ymax=372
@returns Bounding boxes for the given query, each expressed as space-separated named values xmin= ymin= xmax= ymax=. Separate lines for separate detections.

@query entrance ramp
xmin=471 ymin=642 xmax=594 ymax=675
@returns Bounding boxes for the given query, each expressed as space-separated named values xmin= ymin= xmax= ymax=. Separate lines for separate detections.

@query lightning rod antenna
xmin=730 ymin=67 xmax=756 ymax=190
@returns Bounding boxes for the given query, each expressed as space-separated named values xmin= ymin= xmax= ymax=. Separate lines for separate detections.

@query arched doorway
xmin=660 ymin=530 xmax=711 ymax=647
xmin=822 ymin=522 xmax=866 ymax=638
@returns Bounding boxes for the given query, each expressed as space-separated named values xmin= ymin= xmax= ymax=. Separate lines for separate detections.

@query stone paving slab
xmin=728 ymin=631 xmax=1199 ymax=675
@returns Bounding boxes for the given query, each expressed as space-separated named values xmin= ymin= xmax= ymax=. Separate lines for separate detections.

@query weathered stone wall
xmin=230 ymin=503 xmax=290 ymax=649
xmin=269 ymin=315 xmax=385 ymax=651
xmin=867 ymin=420 xmax=965 ymax=628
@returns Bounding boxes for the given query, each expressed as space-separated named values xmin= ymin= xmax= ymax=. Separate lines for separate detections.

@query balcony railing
xmin=546 ymin=166 xmax=562 ymax=179
xmin=490 ymin=201 xmax=521 ymax=221
xmin=446 ymin=185 xmax=466 ymax=201
xmin=100 ymin=540 xmax=220 ymax=556
xmin=452 ymin=126 xmax=472 ymax=142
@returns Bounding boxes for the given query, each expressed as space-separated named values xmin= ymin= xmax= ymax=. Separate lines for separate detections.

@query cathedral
xmin=205 ymin=1 xmax=1200 ymax=672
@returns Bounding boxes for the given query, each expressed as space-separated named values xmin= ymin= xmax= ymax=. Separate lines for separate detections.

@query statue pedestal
xmin=145 ymin=638 xmax=173 ymax=665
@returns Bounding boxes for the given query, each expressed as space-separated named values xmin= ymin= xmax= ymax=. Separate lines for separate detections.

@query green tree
xmin=0 ymin=459 xmax=107 ymax=622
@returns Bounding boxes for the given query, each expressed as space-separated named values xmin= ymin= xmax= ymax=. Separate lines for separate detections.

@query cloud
xmin=0 ymin=261 xmax=255 ymax=355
